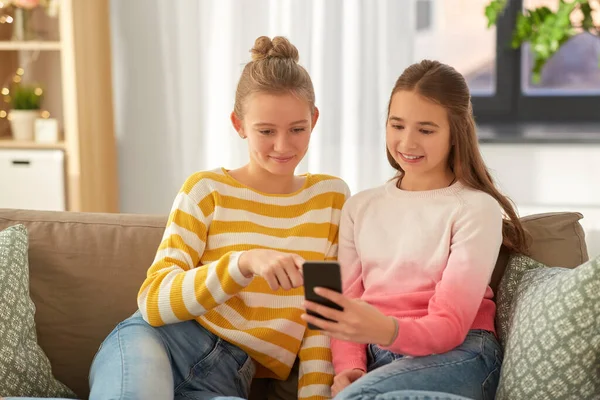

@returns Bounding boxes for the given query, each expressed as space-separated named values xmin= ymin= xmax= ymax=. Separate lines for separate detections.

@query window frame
xmin=472 ymin=0 xmax=600 ymax=124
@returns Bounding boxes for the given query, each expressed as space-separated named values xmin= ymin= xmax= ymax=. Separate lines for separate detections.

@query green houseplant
xmin=7 ymin=82 xmax=43 ymax=141
xmin=485 ymin=0 xmax=600 ymax=83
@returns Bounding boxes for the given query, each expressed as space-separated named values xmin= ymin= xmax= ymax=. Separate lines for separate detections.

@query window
xmin=521 ymin=0 xmax=600 ymax=96
xmin=472 ymin=0 xmax=600 ymax=123
xmin=409 ymin=0 xmax=599 ymax=123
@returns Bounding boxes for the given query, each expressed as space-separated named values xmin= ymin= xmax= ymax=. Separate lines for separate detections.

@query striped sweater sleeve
xmin=298 ymin=330 xmax=334 ymax=400
xmin=296 ymin=224 xmax=343 ymax=399
xmin=137 ymin=175 xmax=253 ymax=327
xmin=324 ymin=182 xmax=350 ymax=262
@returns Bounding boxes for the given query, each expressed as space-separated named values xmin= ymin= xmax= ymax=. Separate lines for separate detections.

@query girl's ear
xmin=311 ymin=107 xmax=320 ymax=132
xmin=230 ymin=112 xmax=245 ymax=138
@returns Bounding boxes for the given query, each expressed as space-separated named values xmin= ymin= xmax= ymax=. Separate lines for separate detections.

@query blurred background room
xmin=0 ymin=0 xmax=598 ymax=257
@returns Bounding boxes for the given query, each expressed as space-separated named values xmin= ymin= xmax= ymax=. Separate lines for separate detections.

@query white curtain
xmin=110 ymin=0 xmax=416 ymax=214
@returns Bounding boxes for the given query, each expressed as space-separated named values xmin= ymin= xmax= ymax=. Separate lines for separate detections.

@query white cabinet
xmin=0 ymin=149 xmax=66 ymax=211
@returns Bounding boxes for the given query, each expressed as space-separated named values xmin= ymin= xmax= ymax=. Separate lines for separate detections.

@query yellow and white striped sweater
xmin=137 ymin=167 xmax=350 ymax=400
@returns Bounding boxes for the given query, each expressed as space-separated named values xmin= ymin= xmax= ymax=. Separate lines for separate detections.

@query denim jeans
xmin=334 ymin=330 xmax=503 ymax=400
xmin=86 ymin=310 xmax=256 ymax=400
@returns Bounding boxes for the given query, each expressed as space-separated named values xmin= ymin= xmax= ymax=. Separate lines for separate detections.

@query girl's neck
xmin=398 ymin=170 xmax=455 ymax=191
xmin=228 ymin=164 xmax=305 ymax=195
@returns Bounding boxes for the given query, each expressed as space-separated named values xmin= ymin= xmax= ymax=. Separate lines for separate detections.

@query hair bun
xmin=250 ymin=36 xmax=299 ymax=62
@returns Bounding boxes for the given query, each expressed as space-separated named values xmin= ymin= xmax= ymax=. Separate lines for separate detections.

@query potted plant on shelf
xmin=7 ymin=82 xmax=42 ymax=141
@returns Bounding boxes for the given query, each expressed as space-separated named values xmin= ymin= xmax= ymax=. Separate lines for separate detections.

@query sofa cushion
xmin=0 ymin=224 xmax=76 ymax=398
xmin=495 ymin=254 xmax=600 ymax=400
xmin=0 ymin=209 xmax=167 ymax=398
xmin=0 ymin=209 xmax=293 ymax=400
xmin=490 ymin=212 xmax=588 ymax=294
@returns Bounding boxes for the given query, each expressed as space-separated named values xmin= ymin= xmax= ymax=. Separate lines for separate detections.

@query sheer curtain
xmin=110 ymin=0 xmax=416 ymax=213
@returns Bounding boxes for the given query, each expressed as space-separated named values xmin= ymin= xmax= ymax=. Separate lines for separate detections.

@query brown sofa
xmin=0 ymin=208 xmax=590 ymax=399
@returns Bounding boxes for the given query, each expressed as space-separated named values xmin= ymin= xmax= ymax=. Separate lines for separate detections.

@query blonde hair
xmin=386 ymin=60 xmax=529 ymax=255
xmin=234 ymin=36 xmax=315 ymax=119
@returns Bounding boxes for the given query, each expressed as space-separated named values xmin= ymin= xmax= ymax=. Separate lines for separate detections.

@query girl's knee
xmin=335 ymin=385 xmax=371 ymax=400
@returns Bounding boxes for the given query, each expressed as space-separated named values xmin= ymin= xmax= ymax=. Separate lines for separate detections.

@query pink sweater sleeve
xmin=331 ymin=203 xmax=368 ymax=374
xmin=381 ymin=195 xmax=503 ymax=356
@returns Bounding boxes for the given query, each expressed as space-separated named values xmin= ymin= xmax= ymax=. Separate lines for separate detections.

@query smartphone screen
xmin=302 ymin=261 xmax=343 ymax=330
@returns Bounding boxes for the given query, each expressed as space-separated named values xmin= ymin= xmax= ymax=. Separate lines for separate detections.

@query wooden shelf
xmin=0 ymin=41 xmax=62 ymax=51
xmin=0 ymin=137 xmax=65 ymax=150
xmin=0 ymin=1 xmax=118 ymax=213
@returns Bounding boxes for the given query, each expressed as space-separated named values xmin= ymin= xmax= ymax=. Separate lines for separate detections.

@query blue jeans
xmin=87 ymin=310 xmax=256 ymax=400
xmin=334 ymin=330 xmax=502 ymax=400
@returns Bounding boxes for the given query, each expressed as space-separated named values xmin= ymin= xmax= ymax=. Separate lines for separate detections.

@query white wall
xmin=480 ymin=143 xmax=600 ymax=259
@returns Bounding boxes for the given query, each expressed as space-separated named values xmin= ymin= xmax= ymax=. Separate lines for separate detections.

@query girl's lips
xmin=270 ymin=156 xmax=295 ymax=163
xmin=398 ymin=152 xmax=424 ymax=163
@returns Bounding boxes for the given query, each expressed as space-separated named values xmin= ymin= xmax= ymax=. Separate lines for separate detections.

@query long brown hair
xmin=386 ymin=60 xmax=529 ymax=254
xmin=234 ymin=36 xmax=315 ymax=119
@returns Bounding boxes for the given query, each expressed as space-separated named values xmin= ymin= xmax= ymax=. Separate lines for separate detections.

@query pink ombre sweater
xmin=331 ymin=180 xmax=503 ymax=374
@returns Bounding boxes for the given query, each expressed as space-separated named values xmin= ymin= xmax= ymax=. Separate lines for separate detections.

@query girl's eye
xmin=420 ymin=129 xmax=434 ymax=135
xmin=292 ymin=127 xmax=306 ymax=133
xmin=391 ymin=124 xmax=404 ymax=130
xmin=259 ymin=130 xmax=273 ymax=135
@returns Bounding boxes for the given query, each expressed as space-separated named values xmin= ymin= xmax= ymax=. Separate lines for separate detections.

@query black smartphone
xmin=302 ymin=261 xmax=343 ymax=330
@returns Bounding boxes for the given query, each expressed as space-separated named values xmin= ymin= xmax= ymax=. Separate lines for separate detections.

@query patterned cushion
xmin=495 ymin=254 xmax=600 ymax=400
xmin=495 ymin=254 xmax=541 ymax=348
xmin=0 ymin=225 xmax=76 ymax=398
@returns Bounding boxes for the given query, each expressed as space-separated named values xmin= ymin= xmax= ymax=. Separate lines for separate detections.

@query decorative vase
xmin=9 ymin=109 xmax=40 ymax=141
xmin=11 ymin=8 xmax=36 ymax=41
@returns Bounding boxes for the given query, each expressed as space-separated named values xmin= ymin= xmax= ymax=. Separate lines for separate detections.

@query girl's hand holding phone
xmin=301 ymin=287 xmax=398 ymax=346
